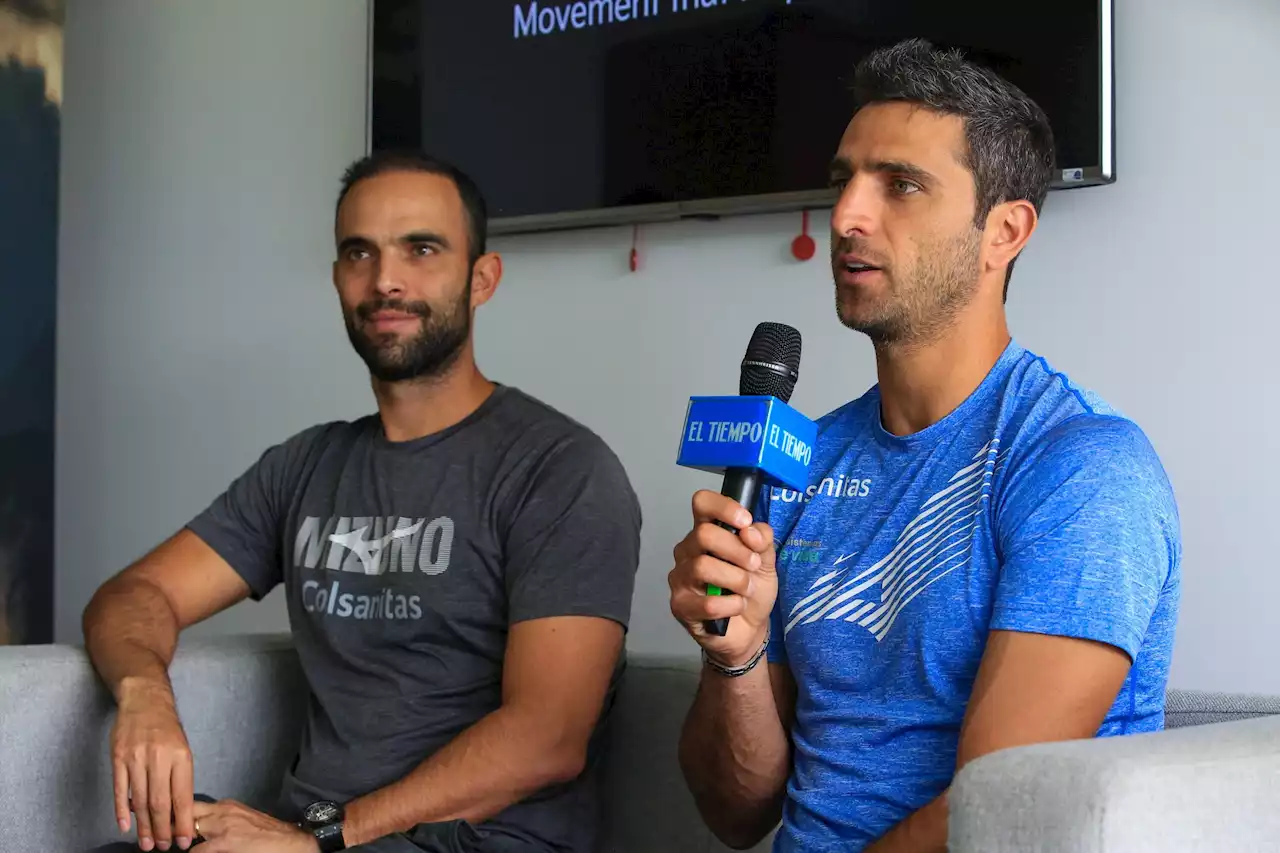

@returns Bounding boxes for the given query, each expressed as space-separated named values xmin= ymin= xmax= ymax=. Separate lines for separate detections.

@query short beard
xmin=344 ymin=277 xmax=472 ymax=383
xmin=838 ymin=229 xmax=982 ymax=349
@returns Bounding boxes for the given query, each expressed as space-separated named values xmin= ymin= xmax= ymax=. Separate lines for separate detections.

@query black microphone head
xmin=739 ymin=322 xmax=802 ymax=402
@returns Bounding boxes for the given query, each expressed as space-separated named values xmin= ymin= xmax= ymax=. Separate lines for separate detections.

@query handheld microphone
xmin=676 ymin=322 xmax=815 ymax=637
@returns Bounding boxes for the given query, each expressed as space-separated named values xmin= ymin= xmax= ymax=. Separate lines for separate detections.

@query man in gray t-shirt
xmin=82 ymin=153 xmax=641 ymax=853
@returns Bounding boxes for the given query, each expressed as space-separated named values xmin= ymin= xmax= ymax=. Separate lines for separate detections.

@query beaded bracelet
xmin=702 ymin=629 xmax=770 ymax=678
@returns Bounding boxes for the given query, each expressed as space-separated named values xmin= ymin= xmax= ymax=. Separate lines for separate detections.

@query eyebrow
xmin=335 ymin=231 xmax=453 ymax=255
xmin=399 ymin=230 xmax=451 ymax=250
xmin=336 ymin=235 xmax=372 ymax=255
xmin=829 ymin=157 xmax=938 ymax=186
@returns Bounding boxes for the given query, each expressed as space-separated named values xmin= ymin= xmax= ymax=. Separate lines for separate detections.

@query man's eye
xmin=891 ymin=179 xmax=921 ymax=195
xmin=346 ymin=248 xmax=370 ymax=262
xmin=829 ymin=177 xmax=850 ymax=191
xmin=411 ymin=243 xmax=436 ymax=257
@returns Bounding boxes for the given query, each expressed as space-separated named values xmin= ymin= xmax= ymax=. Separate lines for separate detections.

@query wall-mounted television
xmin=370 ymin=0 xmax=1114 ymax=235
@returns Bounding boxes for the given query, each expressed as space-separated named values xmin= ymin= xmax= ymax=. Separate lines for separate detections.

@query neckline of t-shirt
xmin=870 ymin=340 xmax=1024 ymax=451
xmin=370 ymin=383 xmax=511 ymax=452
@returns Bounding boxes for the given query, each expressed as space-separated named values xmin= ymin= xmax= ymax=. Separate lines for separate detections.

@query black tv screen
xmin=371 ymin=0 xmax=1114 ymax=233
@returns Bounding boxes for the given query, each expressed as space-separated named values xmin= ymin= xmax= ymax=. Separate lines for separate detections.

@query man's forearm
xmin=342 ymin=704 xmax=587 ymax=846
xmin=83 ymin=575 xmax=181 ymax=702
xmin=865 ymin=791 xmax=948 ymax=853
xmin=677 ymin=665 xmax=791 ymax=849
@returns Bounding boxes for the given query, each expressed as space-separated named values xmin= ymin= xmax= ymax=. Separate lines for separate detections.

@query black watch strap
xmin=313 ymin=821 xmax=346 ymax=852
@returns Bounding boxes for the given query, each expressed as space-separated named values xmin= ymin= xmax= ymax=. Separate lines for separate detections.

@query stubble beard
xmin=835 ymin=229 xmax=983 ymax=350
xmin=344 ymin=276 xmax=473 ymax=384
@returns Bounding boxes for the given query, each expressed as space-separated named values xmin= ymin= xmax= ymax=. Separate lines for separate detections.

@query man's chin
xmin=836 ymin=300 xmax=903 ymax=342
xmin=352 ymin=344 xmax=417 ymax=383
xmin=345 ymin=312 xmax=471 ymax=385
xmin=359 ymin=343 xmax=467 ymax=384
xmin=361 ymin=362 xmax=410 ymax=384
xmin=836 ymin=292 xmax=882 ymax=331
xmin=367 ymin=351 xmax=439 ymax=382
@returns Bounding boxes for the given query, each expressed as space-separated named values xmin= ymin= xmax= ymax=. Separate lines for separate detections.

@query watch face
xmin=305 ymin=801 xmax=340 ymax=825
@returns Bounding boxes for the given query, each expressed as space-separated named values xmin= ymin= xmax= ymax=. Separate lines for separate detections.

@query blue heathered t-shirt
xmin=762 ymin=341 xmax=1181 ymax=852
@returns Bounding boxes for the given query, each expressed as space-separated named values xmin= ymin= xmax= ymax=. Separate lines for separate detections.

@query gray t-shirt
xmin=186 ymin=385 xmax=641 ymax=851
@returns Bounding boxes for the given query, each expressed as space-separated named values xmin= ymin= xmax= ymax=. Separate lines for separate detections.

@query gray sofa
xmin=3 ymin=635 xmax=1279 ymax=853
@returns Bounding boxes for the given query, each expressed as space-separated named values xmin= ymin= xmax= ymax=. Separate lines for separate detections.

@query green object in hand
xmin=707 ymin=584 xmax=723 ymax=597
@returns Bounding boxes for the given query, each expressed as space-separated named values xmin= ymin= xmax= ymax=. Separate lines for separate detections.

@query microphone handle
xmin=704 ymin=468 xmax=762 ymax=637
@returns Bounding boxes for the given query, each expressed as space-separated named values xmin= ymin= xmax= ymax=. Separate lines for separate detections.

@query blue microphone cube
xmin=676 ymin=396 xmax=817 ymax=493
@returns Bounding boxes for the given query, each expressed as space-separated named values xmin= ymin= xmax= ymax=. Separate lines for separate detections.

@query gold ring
xmin=194 ymin=818 xmax=201 ymax=836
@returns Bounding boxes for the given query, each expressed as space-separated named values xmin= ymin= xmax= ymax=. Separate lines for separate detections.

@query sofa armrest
xmin=948 ymin=714 xmax=1280 ymax=853
xmin=0 ymin=633 xmax=306 ymax=851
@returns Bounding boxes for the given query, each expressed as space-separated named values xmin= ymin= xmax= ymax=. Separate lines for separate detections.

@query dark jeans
xmin=89 ymin=818 xmax=526 ymax=852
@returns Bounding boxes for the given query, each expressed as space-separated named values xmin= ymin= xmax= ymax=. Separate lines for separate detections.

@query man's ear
xmin=470 ymin=252 xmax=503 ymax=309
xmin=983 ymin=199 xmax=1038 ymax=279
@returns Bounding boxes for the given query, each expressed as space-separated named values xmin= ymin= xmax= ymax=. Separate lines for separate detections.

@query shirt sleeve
xmin=504 ymin=432 xmax=642 ymax=628
xmin=991 ymin=415 xmax=1181 ymax=660
xmin=185 ymin=426 xmax=322 ymax=600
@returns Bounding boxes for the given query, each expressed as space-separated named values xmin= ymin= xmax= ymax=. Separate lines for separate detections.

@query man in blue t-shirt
xmin=667 ymin=39 xmax=1181 ymax=853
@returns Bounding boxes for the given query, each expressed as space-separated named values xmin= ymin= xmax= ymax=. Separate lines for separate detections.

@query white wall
xmin=57 ymin=0 xmax=1280 ymax=693
xmin=56 ymin=0 xmax=371 ymax=638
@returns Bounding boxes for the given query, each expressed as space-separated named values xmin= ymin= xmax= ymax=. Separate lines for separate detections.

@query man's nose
xmin=373 ymin=255 xmax=407 ymax=297
xmin=830 ymin=176 xmax=881 ymax=240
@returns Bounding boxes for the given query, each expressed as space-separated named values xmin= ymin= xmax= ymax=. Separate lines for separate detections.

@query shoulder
xmin=1036 ymin=413 xmax=1160 ymax=465
xmin=998 ymin=346 xmax=1125 ymax=427
xmin=995 ymin=356 xmax=1179 ymax=539
xmin=493 ymin=386 xmax=625 ymax=463
xmin=284 ymin=418 xmax=369 ymax=448
xmin=997 ymin=348 xmax=1169 ymax=489
xmin=491 ymin=386 xmax=639 ymax=502
xmin=1018 ymin=413 xmax=1174 ymax=508
xmin=258 ymin=417 xmax=374 ymax=465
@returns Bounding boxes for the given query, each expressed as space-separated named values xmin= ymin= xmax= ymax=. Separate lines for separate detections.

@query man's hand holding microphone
xmin=669 ymin=320 xmax=810 ymax=664
xmin=669 ymin=490 xmax=777 ymax=669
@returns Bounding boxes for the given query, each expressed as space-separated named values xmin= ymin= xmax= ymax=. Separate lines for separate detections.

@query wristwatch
xmin=301 ymin=800 xmax=346 ymax=852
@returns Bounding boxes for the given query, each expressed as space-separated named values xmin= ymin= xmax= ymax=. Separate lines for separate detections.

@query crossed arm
xmin=84 ymin=530 xmax=624 ymax=853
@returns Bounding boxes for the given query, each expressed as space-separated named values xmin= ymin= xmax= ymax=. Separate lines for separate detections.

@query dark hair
xmin=852 ymin=39 xmax=1055 ymax=298
xmin=335 ymin=150 xmax=488 ymax=265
